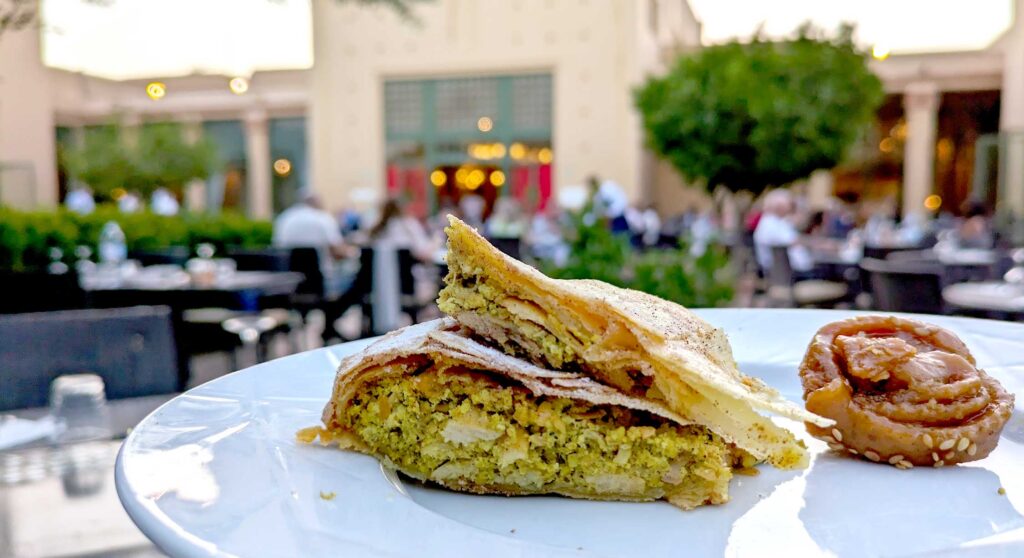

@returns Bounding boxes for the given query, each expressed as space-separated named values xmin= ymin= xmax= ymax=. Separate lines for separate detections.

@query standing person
xmin=368 ymin=198 xmax=436 ymax=261
xmin=753 ymin=189 xmax=813 ymax=273
xmin=64 ymin=185 xmax=95 ymax=215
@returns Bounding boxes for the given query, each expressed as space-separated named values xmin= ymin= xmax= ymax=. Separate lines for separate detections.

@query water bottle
xmin=98 ymin=221 xmax=127 ymax=264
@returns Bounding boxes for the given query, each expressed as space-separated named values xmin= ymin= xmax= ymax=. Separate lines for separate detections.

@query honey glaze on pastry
xmin=799 ymin=315 xmax=1014 ymax=468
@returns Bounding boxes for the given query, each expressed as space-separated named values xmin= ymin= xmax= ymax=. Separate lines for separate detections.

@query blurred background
xmin=2 ymin=0 xmax=1024 ymax=555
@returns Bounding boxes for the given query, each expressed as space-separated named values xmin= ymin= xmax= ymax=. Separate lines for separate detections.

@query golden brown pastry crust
xmin=799 ymin=315 xmax=1015 ymax=468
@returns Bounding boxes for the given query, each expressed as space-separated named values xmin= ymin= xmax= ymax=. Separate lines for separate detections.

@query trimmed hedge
xmin=0 ymin=206 xmax=272 ymax=271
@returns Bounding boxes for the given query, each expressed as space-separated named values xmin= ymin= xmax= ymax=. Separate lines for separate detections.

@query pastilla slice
xmin=437 ymin=216 xmax=833 ymax=468
xmin=308 ymin=319 xmax=746 ymax=510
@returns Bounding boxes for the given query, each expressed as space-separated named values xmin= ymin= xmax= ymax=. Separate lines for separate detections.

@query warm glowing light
xmin=537 ymin=147 xmax=553 ymax=164
xmin=490 ymin=170 xmax=506 ymax=187
xmin=937 ymin=138 xmax=955 ymax=162
xmin=477 ymin=116 xmax=494 ymax=132
xmin=455 ymin=167 xmax=469 ymax=184
xmin=111 ymin=187 xmax=127 ymax=200
xmin=879 ymin=138 xmax=895 ymax=153
xmin=891 ymin=121 xmax=907 ymax=141
xmin=491 ymin=143 xmax=506 ymax=158
xmin=924 ymin=194 xmax=942 ymax=211
xmin=273 ymin=158 xmax=292 ymax=176
xmin=467 ymin=169 xmax=485 ymax=189
xmin=146 ymin=82 xmax=166 ymax=100
xmin=872 ymin=45 xmax=890 ymax=60
xmin=430 ymin=169 xmax=447 ymax=187
xmin=229 ymin=77 xmax=249 ymax=95
xmin=510 ymin=142 xmax=526 ymax=160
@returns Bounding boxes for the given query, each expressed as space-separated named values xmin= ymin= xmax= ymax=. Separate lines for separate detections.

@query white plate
xmin=115 ymin=309 xmax=1024 ymax=557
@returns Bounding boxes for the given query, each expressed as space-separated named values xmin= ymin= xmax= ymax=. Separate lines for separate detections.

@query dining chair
xmin=0 ymin=306 xmax=178 ymax=411
xmin=768 ymin=246 xmax=848 ymax=308
xmin=859 ymin=258 xmax=946 ymax=314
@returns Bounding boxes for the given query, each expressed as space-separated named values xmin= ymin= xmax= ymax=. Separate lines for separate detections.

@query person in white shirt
xmin=754 ymin=189 xmax=813 ymax=273
xmin=118 ymin=191 xmax=142 ymax=213
xmin=64 ymin=186 xmax=95 ymax=215
xmin=273 ymin=189 xmax=356 ymax=296
xmin=368 ymin=198 xmax=437 ymax=261
xmin=151 ymin=188 xmax=180 ymax=216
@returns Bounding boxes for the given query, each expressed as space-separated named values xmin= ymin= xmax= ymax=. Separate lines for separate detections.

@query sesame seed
xmin=831 ymin=428 xmax=843 ymax=442
xmin=934 ymin=460 xmax=945 ymax=468
xmin=957 ymin=438 xmax=970 ymax=452
xmin=945 ymin=451 xmax=956 ymax=460
xmin=888 ymin=455 xmax=904 ymax=465
xmin=865 ymin=450 xmax=880 ymax=462
xmin=923 ymin=434 xmax=934 ymax=448
xmin=828 ymin=443 xmax=844 ymax=452
xmin=939 ymin=439 xmax=955 ymax=451
xmin=967 ymin=443 xmax=977 ymax=456
xmin=998 ymin=487 xmax=1006 ymax=495
xmin=848 ymin=448 xmax=858 ymax=455
xmin=900 ymin=460 xmax=914 ymax=469
xmin=932 ymin=452 xmax=940 ymax=462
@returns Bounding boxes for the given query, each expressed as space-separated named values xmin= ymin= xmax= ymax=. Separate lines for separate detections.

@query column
xmin=244 ymin=109 xmax=272 ymax=219
xmin=1000 ymin=0 xmax=1024 ymax=223
xmin=181 ymin=114 xmax=206 ymax=213
xmin=902 ymin=82 xmax=940 ymax=217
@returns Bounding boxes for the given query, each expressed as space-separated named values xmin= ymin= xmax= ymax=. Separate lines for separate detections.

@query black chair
xmin=0 ymin=270 xmax=86 ymax=314
xmin=0 ymin=306 xmax=178 ymax=411
xmin=859 ymin=258 xmax=946 ymax=314
xmin=768 ymin=246 xmax=847 ymax=307
xmin=227 ymin=247 xmax=292 ymax=272
xmin=490 ymin=238 xmax=522 ymax=260
xmin=129 ymin=247 xmax=190 ymax=267
xmin=397 ymin=248 xmax=429 ymax=323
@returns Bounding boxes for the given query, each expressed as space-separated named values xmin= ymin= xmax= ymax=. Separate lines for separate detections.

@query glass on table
xmin=49 ymin=374 xmax=112 ymax=444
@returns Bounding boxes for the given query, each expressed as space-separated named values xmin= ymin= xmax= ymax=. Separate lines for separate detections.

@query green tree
xmin=60 ymin=122 xmax=219 ymax=198
xmin=635 ymin=23 xmax=884 ymax=195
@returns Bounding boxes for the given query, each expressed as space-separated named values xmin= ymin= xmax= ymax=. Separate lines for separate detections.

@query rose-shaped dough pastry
xmin=799 ymin=315 xmax=1014 ymax=468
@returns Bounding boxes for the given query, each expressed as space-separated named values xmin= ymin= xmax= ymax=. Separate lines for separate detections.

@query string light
xmin=510 ymin=143 xmax=526 ymax=160
xmin=537 ymin=147 xmax=553 ymax=164
xmin=430 ymin=169 xmax=447 ymax=187
xmin=273 ymin=158 xmax=292 ymax=176
xmin=490 ymin=170 xmax=506 ymax=187
xmin=924 ymin=194 xmax=942 ymax=211
xmin=477 ymin=116 xmax=494 ymax=132
xmin=229 ymin=77 xmax=249 ymax=95
xmin=872 ymin=45 xmax=890 ymax=61
xmin=146 ymin=82 xmax=166 ymax=100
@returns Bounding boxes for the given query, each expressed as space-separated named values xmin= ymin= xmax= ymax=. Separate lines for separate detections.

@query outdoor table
xmin=84 ymin=270 xmax=305 ymax=389
xmin=943 ymin=281 xmax=1024 ymax=319
xmin=0 ymin=394 xmax=171 ymax=558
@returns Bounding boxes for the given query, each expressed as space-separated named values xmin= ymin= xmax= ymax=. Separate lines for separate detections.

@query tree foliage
xmin=60 ymin=122 xmax=219 ymax=197
xmin=635 ymin=23 xmax=884 ymax=194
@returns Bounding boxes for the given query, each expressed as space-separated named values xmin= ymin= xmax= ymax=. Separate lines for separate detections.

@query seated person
xmin=754 ymin=190 xmax=814 ymax=276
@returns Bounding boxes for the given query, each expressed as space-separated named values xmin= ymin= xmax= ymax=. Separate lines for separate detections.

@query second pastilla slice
xmin=438 ymin=216 xmax=833 ymax=468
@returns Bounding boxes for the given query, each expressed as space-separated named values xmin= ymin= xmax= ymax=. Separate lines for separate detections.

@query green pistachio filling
xmin=343 ymin=366 xmax=734 ymax=504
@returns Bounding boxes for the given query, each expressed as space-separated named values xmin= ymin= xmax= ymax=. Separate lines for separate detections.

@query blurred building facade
xmin=2 ymin=0 xmax=1024 ymax=222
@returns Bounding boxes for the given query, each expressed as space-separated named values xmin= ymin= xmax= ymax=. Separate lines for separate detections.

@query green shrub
xmin=0 ymin=206 xmax=272 ymax=271
xmin=540 ymin=205 xmax=733 ymax=308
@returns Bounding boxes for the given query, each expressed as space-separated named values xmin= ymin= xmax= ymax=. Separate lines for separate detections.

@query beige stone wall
xmin=0 ymin=28 xmax=58 ymax=207
xmin=310 ymin=0 xmax=698 ymax=211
